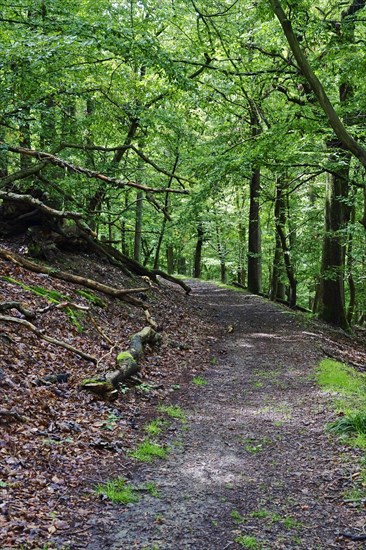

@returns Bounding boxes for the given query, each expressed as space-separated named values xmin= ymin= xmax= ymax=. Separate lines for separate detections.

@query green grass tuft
xmin=157 ymin=404 xmax=187 ymax=422
xmin=192 ymin=376 xmax=207 ymax=386
xmin=317 ymin=359 xmax=366 ymax=449
xmin=144 ymin=481 xmax=161 ymax=498
xmin=328 ymin=411 xmax=366 ymax=435
xmin=235 ymin=535 xmax=262 ymax=549
xmin=143 ymin=419 xmax=167 ymax=436
xmin=129 ymin=439 xmax=168 ymax=462
xmin=231 ymin=509 xmax=244 ymax=523
xmin=95 ymin=477 xmax=138 ymax=504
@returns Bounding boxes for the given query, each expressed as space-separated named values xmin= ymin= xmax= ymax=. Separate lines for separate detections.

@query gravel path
xmin=88 ymin=282 xmax=365 ymax=549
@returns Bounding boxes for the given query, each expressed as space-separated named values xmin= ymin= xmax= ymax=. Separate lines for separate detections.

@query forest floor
xmin=1 ymin=241 xmax=366 ymax=549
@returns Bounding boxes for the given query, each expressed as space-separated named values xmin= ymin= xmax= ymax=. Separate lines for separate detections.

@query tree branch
xmin=60 ymin=142 xmax=192 ymax=187
xmin=269 ymin=0 xmax=366 ymax=168
xmin=2 ymin=145 xmax=190 ymax=195
xmin=0 ymin=247 xmax=148 ymax=307
xmin=0 ymin=314 xmax=97 ymax=363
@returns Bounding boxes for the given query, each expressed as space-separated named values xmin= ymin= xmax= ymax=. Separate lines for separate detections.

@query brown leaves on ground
xmin=0 ymin=240 xmax=213 ymax=549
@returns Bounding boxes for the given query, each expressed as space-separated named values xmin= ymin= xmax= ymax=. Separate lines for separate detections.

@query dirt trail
xmin=88 ymin=282 xmax=364 ymax=549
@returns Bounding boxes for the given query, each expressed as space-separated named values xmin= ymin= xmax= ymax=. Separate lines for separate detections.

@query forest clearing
xmin=2 ymin=0 xmax=366 ymax=548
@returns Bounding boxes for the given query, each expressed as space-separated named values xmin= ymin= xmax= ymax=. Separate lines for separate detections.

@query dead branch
xmin=0 ymin=409 xmax=27 ymax=423
xmin=5 ymin=145 xmax=190 ymax=195
xmin=96 ymin=345 xmax=118 ymax=369
xmin=0 ymin=190 xmax=83 ymax=221
xmin=0 ymin=301 xmax=35 ymax=319
xmin=106 ymin=326 xmax=161 ymax=386
xmin=144 ymin=308 xmax=158 ymax=330
xmin=38 ymin=301 xmax=90 ymax=314
xmin=0 ymin=247 xmax=148 ymax=307
xmin=0 ymin=314 xmax=97 ymax=363
xmin=89 ymin=313 xmax=114 ymax=345
xmin=152 ymin=269 xmax=191 ymax=294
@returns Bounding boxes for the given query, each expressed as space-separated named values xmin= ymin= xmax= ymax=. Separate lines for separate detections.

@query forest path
xmin=88 ymin=281 xmax=363 ymax=549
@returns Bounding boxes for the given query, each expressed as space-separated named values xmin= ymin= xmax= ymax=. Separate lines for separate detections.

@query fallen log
xmin=0 ymin=314 xmax=97 ymax=363
xmin=152 ymin=269 xmax=191 ymax=294
xmin=98 ymin=242 xmax=191 ymax=294
xmin=82 ymin=326 xmax=161 ymax=399
xmin=0 ymin=247 xmax=148 ymax=307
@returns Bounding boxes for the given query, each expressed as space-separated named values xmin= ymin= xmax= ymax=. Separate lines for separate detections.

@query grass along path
xmin=87 ymin=281 xmax=365 ymax=549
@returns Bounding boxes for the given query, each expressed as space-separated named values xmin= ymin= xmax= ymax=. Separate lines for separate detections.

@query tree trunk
xmin=247 ymin=167 xmax=262 ymax=293
xmin=134 ymin=190 xmax=143 ymax=263
xmin=0 ymin=129 xmax=8 ymax=178
xmin=274 ymin=181 xmax=297 ymax=307
xmin=247 ymin=106 xmax=262 ymax=294
xmin=19 ymin=109 xmax=32 ymax=171
xmin=178 ymin=256 xmax=187 ymax=275
xmin=193 ymin=221 xmax=204 ymax=278
xmin=347 ymin=195 xmax=356 ymax=325
xmin=319 ymin=147 xmax=351 ymax=328
xmin=236 ymin=190 xmax=246 ymax=286
xmin=237 ymin=222 xmax=246 ymax=286
xmin=153 ymin=153 xmax=178 ymax=270
xmin=40 ymin=98 xmax=56 ymax=150
xmin=166 ymin=244 xmax=174 ymax=274
xmin=214 ymin=213 xmax=227 ymax=284
xmin=270 ymin=233 xmax=286 ymax=301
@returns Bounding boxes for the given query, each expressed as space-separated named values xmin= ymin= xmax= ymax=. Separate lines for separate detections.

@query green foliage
xmin=316 ymin=359 xmax=366 ymax=397
xmin=95 ymin=477 xmax=139 ymax=504
xmin=231 ymin=510 xmax=245 ymax=524
xmin=243 ymin=437 xmax=269 ymax=454
xmin=1 ymin=0 xmax=366 ymax=326
xmin=328 ymin=412 xmax=366 ymax=436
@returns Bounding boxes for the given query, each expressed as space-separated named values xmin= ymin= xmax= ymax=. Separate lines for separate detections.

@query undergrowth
xmin=316 ymin=358 xmax=366 ymax=500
